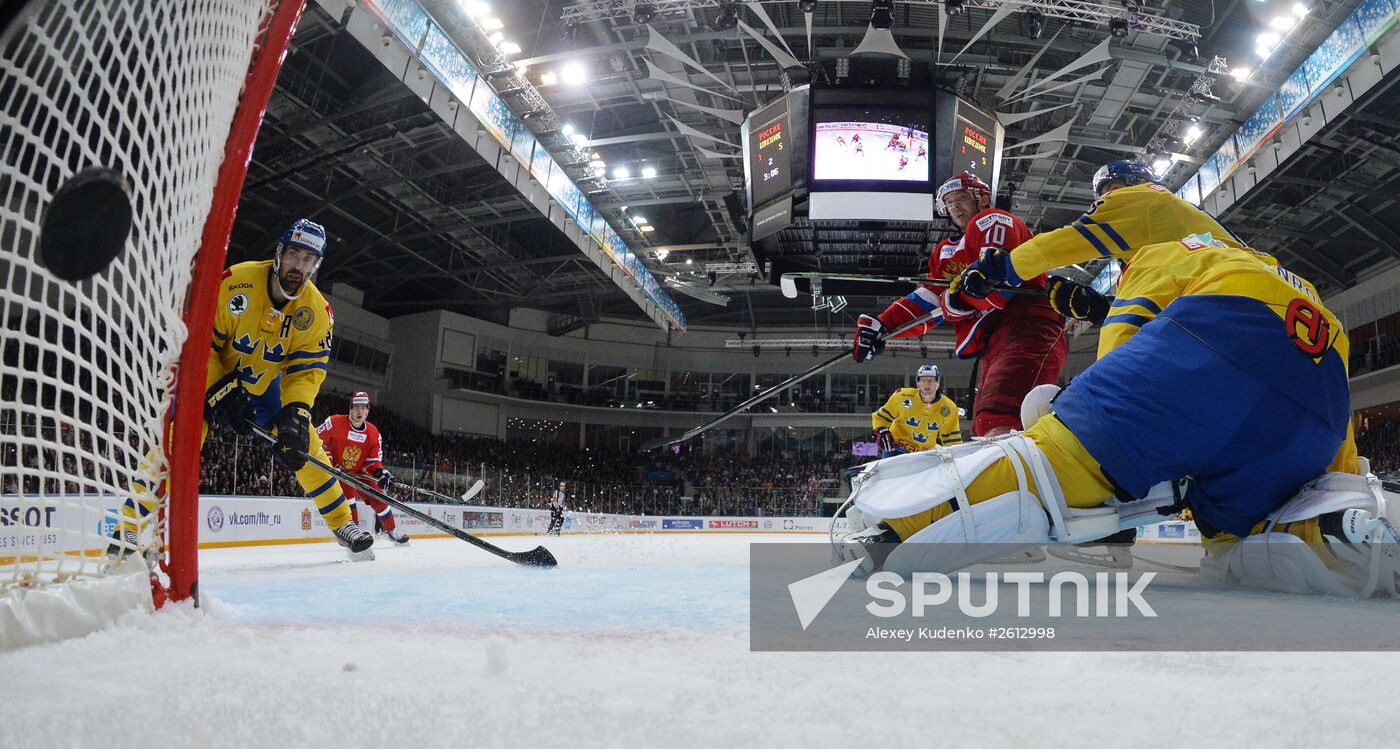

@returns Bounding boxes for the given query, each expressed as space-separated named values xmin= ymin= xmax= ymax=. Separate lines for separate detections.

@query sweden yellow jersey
xmin=1101 ymin=235 xmax=1357 ymax=473
xmin=208 ymin=260 xmax=333 ymax=407
xmin=1007 ymin=183 xmax=1244 ymax=283
xmin=872 ymin=389 xmax=962 ymax=451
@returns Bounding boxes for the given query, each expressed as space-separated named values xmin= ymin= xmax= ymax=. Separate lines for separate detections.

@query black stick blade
xmin=512 ymin=546 xmax=558 ymax=568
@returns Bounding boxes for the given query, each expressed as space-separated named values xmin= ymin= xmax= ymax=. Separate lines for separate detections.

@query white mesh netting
xmin=1 ymin=0 xmax=276 ymax=620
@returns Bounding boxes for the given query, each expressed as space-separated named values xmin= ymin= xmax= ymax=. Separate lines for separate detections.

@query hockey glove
xmin=874 ymin=428 xmax=904 ymax=458
xmin=271 ymin=402 xmax=312 ymax=472
xmin=1047 ymin=276 xmax=1110 ymax=326
xmin=205 ymin=370 xmax=254 ymax=437
xmin=852 ymin=314 xmax=886 ymax=362
xmin=372 ymin=466 xmax=395 ymax=494
xmin=951 ymin=248 xmax=1013 ymax=300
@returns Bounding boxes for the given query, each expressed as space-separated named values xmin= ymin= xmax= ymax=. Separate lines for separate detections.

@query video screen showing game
xmin=812 ymin=108 xmax=930 ymax=183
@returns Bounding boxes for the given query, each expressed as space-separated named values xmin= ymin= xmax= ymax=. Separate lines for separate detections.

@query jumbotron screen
xmin=812 ymin=109 xmax=930 ymax=183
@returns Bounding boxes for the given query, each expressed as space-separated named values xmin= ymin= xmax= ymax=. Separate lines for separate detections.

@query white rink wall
xmin=1 ymin=495 xmax=1201 ymax=553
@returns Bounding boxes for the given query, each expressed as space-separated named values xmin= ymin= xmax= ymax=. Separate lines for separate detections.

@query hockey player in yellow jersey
xmin=951 ymin=160 xmax=1245 ymax=301
xmin=836 ymin=235 xmax=1396 ymax=598
xmin=114 ymin=219 xmax=374 ymax=559
xmin=871 ymin=364 xmax=962 ymax=457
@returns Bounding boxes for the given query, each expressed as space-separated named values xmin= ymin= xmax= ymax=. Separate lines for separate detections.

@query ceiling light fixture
xmin=561 ymin=62 xmax=586 ymax=85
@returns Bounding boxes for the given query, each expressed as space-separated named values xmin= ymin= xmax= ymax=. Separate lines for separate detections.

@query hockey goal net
xmin=0 ymin=0 xmax=305 ymax=648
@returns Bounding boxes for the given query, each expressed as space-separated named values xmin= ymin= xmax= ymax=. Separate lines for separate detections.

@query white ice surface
xmin=3 ymin=534 xmax=1398 ymax=749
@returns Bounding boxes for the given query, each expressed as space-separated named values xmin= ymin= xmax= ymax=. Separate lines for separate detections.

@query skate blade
xmin=346 ymin=549 xmax=376 ymax=562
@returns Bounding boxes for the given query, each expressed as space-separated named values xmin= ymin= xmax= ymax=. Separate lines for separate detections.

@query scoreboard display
xmin=952 ymin=98 xmax=998 ymax=184
xmin=747 ymin=95 xmax=793 ymax=209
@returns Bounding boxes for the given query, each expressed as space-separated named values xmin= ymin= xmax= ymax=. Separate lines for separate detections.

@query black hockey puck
xmin=38 ymin=166 xmax=133 ymax=281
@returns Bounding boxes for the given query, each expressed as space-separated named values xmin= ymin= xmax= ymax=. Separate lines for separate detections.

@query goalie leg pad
xmin=1207 ymin=473 xmax=1400 ymax=597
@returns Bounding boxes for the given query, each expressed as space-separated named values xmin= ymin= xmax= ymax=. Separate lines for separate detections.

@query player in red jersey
xmin=316 ymin=392 xmax=409 ymax=546
xmin=853 ymin=172 xmax=1067 ymax=435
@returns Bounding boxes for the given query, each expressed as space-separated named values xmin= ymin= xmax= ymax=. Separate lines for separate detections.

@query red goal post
xmin=0 ymin=0 xmax=307 ymax=646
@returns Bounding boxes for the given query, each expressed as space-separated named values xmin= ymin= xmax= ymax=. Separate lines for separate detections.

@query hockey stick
xmin=639 ymin=310 xmax=941 ymax=452
xmin=403 ymin=479 xmax=486 ymax=504
xmin=778 ymin=272 xmax=1048 ymax=300
xmin=246 ymin=423 xmax=556 ymax=568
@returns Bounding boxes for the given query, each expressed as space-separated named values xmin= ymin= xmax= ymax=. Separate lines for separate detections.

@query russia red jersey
xmin=316 ymin=414 xmax=384 ymax=477
xmin=879 ymin=208 xmax=1059 ymax=358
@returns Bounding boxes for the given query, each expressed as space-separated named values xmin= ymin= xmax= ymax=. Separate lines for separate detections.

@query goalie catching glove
xmin=272 ymin=402 xmax=312 ymax=471
xmin=205 ymin=370 xmax=254 ymax=437
xmin=1047 ymin=276 xmax=1110 ymax=325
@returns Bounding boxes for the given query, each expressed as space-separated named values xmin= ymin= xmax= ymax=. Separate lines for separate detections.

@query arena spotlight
xmin=1109 ymin=16 xmax=1130 ymax=38
xmin=633 ymin=2 xmax=657 ymax=24
xmin=799 ymin=0 xmax=817 ymax=12
xmin=1025 ymin=9 xmax=1045 ymax=39
xmin=870 ymin=0 xmax=895 ymax=29
xmin=712 ymin=0 xmax=740 ymax=30
xmin=946 ymin=0 xmax=965 ymax=17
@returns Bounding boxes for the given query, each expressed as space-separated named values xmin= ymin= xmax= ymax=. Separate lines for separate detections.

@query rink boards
xmin=1 ymin=494 xmax=1203 ymax=554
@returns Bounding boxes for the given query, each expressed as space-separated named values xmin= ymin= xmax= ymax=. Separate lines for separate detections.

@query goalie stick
xmin=246 ymin=423 xmax=556 ymax=568
xmin=404 ymin=479 xmax=486 ymax=504
xmin=640 ymin=309 xmax=941 ymax=452
xmin=778 ymin=272 xmax=1049 ymax=300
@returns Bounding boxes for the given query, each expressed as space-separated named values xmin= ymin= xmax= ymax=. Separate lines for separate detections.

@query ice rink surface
xmin=4 ymin=533 xmax=1399 ymax=749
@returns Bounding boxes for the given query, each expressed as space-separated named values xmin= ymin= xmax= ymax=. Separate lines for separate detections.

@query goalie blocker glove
xmin=1047 ymin=276 xmax=1110 ymax=325
xmin=852 ymin=314 xmax=886 ymax=362
xmin=205 ymin=370 xmax=254 ymax=437
xmin=272 ymin=402 xmax=313 ymax=471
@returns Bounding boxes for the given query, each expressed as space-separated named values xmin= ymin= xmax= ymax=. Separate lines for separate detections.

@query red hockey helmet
xmin=349 ymin=391 xmax=371 ymax=408
xmin=936 ymin=171 xmax=992 ymax=216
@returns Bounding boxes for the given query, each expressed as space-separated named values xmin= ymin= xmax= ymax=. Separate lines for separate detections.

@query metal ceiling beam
xmin=559 ymin=0 xmax=1201 ymax=40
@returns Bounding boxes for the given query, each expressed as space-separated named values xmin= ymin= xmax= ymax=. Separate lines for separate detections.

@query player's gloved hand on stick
xmin=204 ymin=370 xmax=254 ymax=437
xmin=372 ymin=466 xmax=395 ymax=494
xmin=271 ymin=402 xmax=312 ymax=471
xmin=852 ymin=314 xmax=886 ymax=362
xmin=874 ymin=428 xmax=904 ymax=459
xmin=1047 ymin=276 xmax=1111 ymax=326
xmin=951 ymin=248 xmax=1014 ymax=300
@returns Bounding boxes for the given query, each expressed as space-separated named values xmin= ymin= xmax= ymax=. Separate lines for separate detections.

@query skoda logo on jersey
xmin=207 ymin=505 xmax=225 ymax=532
xmin=901 ymin=398 xmax=912 ymax=409
xmin=228 ymin=293 xmax=249 ymax=316
xmin=904 ymin=416 xmax=921 ymax=428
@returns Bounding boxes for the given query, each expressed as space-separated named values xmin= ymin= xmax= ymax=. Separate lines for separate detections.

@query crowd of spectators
xmin=1357 ymin=419 xmax=1400 ymax=475
xmin=187 ymin=392 xmax=851 ymax=516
